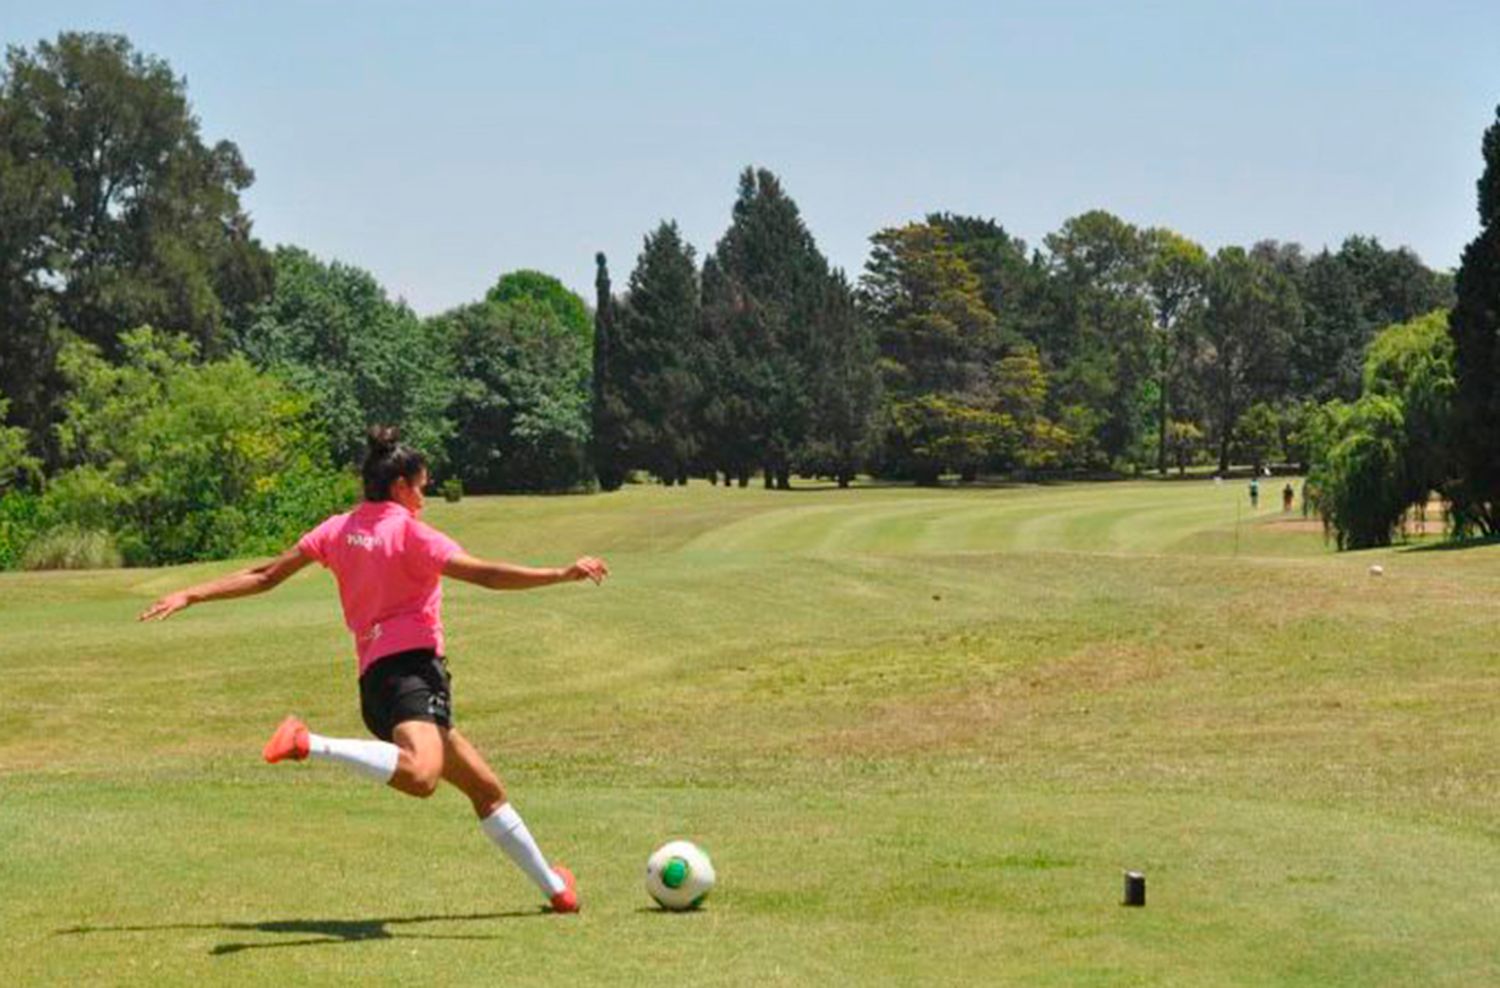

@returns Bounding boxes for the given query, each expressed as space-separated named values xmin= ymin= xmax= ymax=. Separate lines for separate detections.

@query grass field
xmin=3 ymin=479 xmax=1498 ymax=986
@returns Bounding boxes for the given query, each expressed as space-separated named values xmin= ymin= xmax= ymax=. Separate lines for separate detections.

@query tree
xmin=1363 ymin=310 xmax=1455 ymax=510
xmin=1198 ymin=247 xmax=1300 ymax=472
xmin=615 ymin=222 xmax=701 ymax=484
xmin=1293 ymin=237 xmax=1453 ymax=404
xmin=926 ymin=213 xmax=1041 ymax=347
xmin=1163 ymin=420 xmax=1204 ymax=475
xmin=1232 ymin=402 xmax=1283 ymax=474
xmin=48 ymin=327 xmax=353 ymax=564
xmin=702 ymin=167 xmax=832 ymax=488
xmin=488 ymin=270 xmax=591 ymax=344
xmin=1293 ymin=249 xmax=1366 ymax=401
xmin=239 ymin=246 xmax=453 ymax=468
xmin=1448 ymin=104 xmax=1500 ymax=535
xmin=434 ymin=286 xmax=592 ymax=493
xmin=1143 ymin=229 xmax=1209 ymax=473
xmin=1336 ymin=235 xmax=1453 ymax=331
xmin=697 ymin=254 xmax=759 ymax=486
xmin=990 ymin=343 xmax=1072 ymax=472
xmin=882 ymin=395 xmax=1016 ymax=486
xmin=1309 ymin=395 xmax=1408 ymax=549
xmin=801 ymin=271 xmax=880 ymax=486
xmin=0 ymin=33 xmax=272 ymax=459
xmin=861 ymin=222 xmax=999 ymax=398
xmin=1308 ymin=311 xmax=1454 ymax=549
xmin=0 ymin=395 xmax=37 ymax=490
xmin=591 ymin=252 xmax=628 ymax=491
xmin=1041 ymin=211 xmax=1154 ymax=465
xmin=861 ymin=221 xmax=1013 ymax=481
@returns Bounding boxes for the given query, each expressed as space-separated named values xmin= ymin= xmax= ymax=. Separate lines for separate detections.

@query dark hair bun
xmin=367 ymin=425 xmax=401 ymax=454
xmin=361 ymin=425 xmax=427 ymax=502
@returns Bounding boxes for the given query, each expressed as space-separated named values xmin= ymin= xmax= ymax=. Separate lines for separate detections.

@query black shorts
xmin=359 ymin=648 xmax=453 ymax=741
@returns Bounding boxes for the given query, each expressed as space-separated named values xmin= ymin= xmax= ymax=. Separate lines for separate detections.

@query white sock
xmin=480 ymin=803 xmax=566 ymax=896
xmin=306 ymin=733 xmax=400 ymax=783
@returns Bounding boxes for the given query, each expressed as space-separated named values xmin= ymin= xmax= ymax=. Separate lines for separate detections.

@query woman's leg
xmin=388 ymin=720 xmax=447 ymax=797
xmin=444 ymin=728 xmax=574 ymax=908
xmin=439 ymin=727 xmax=507 ymax=816
xmin=266 ymin=715 xmax=445 ymax=795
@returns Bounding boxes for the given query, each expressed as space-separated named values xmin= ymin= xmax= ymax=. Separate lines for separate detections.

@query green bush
xmin=21 ymin=525 xmax=123 ymax=571
xmin=49 ymin=327 xmax=359 ymax=565
xmin=0 ymin=491 xmax=54 ymax=570
xmin=441 ymin=478 xmax=463 ymax=503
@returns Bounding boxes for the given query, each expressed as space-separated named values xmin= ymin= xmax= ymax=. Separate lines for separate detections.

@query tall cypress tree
xmin=591 ymin=252 xmax=629 ymax=491
xmin=617 ymin=222 xmax=701 ymax=484
xmin=1449 ymin=104 xmax=1500 ymax=534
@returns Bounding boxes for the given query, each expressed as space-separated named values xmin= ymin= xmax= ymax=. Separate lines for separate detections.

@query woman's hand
xmin=564 ymin=556 xmax=609 ymax=585
xmin=139 ymin=592 xmax=192 ymax=622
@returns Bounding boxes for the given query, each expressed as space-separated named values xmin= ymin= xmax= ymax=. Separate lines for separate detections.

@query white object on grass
xmin=645 ymin=840 xmax=716 ymax=910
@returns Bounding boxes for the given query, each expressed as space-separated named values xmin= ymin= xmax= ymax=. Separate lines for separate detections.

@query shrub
xmin=21 ymin=525 xmax=123 ymax=571
xmin=0 ymin=491 xmax=54 ymax=570
xmin=441 ymin=478 xmax=463 ymax=503
xmin=51 ymin=327 xmax=358 ymax=565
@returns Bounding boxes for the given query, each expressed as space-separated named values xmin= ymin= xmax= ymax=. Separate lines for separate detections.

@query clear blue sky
xmin=4 ymin=0 xmax=1498 ymax=314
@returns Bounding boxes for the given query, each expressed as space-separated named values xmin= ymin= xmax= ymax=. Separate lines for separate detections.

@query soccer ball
xmin=645 ymin=840 xmax=715 ymax=910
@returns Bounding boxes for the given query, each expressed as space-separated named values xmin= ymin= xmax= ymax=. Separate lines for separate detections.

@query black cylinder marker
xmin=1123 ymin=871 xmax=1146 ymax=907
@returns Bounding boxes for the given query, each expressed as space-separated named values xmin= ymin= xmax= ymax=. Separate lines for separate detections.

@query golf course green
xmin=2 ymin=479 xmax=1497 ymax=986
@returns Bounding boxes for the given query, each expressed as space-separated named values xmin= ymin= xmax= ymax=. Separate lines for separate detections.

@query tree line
xmin=0 ymin=32 xmax=1495 ymax=566
xmin=592 ymin=178 xmax=1453 ymax=491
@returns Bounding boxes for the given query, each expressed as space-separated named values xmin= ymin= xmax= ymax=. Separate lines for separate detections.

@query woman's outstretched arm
xmin=442 ymin=553 xmax=608 ymax=591
xmin=138 ymin=546 xmax=314 ymax=621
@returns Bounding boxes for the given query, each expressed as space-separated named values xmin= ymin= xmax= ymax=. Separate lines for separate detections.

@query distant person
xmin=139 ymin=426 xmax=608 ymax=914
xmin=1282 ymin=482 xmax=1295 ymax=513
xmin=1249 ymin=477 xmax=1260 ymax=510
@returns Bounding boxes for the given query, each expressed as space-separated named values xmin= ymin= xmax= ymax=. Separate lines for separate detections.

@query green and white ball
xmin=645 ymin=840 xmax=715 ymax=910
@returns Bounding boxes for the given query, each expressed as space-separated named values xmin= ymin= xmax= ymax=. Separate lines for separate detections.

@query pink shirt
xmin=298 ymin=501 xmax=464 ymax=676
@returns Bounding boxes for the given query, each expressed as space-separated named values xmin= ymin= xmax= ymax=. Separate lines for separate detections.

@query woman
xmin=139 ymin=427 xmax=608 ymax=914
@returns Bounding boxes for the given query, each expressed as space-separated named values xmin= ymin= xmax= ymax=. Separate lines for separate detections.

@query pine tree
xmin=702 ymin=168 xmax=831 ymax=489
xmin=591 ymin=252 xmax=629 ymax=491
xmin=1449 ymin=104 xmax=1500 ymax=534
xmin=860 ymin=222 xmax=999 ymax=399
xmin=617 ymin=222 xmax=701 ymax=484
xmin=803 ymin=271 xmax=880 ymax=486
xmin=697 ymin=256 xmax=754 ymax=486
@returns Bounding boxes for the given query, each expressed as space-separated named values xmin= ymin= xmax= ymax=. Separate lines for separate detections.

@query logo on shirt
xmin=346 ymin=532 xmax=383 ymax=550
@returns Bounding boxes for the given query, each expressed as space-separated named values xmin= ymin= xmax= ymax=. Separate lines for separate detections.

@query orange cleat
xmin=549 ymin=865 xmax=579 ymax=914
xmin=262 ymin=715 xmax=310 ymax=764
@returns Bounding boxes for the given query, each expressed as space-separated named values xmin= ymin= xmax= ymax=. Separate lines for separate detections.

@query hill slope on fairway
xmin=2 ymin=480 xmax=1498 ymax=986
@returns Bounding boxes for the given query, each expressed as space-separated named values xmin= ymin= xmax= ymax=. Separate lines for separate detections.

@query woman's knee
xmin=391 ymin=722 xmax=446 ymax=797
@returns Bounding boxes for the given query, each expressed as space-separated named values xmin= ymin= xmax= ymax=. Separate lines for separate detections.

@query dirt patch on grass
xmin=1263 ymin=517 xmax=1324 ymax=533
xmin=1265 ymin=517 xmax=1449 ymax=536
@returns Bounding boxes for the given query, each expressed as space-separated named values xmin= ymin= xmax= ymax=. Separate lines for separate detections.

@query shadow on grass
xmin=1397 ymin=533 xmax=1500 ymax=554
xmin=56 ymin=909 xmax=543 ymax=955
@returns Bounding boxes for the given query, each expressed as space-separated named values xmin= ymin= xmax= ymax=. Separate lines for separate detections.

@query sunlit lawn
xmin=2 ymin=479 xmax=1497 ymax=985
